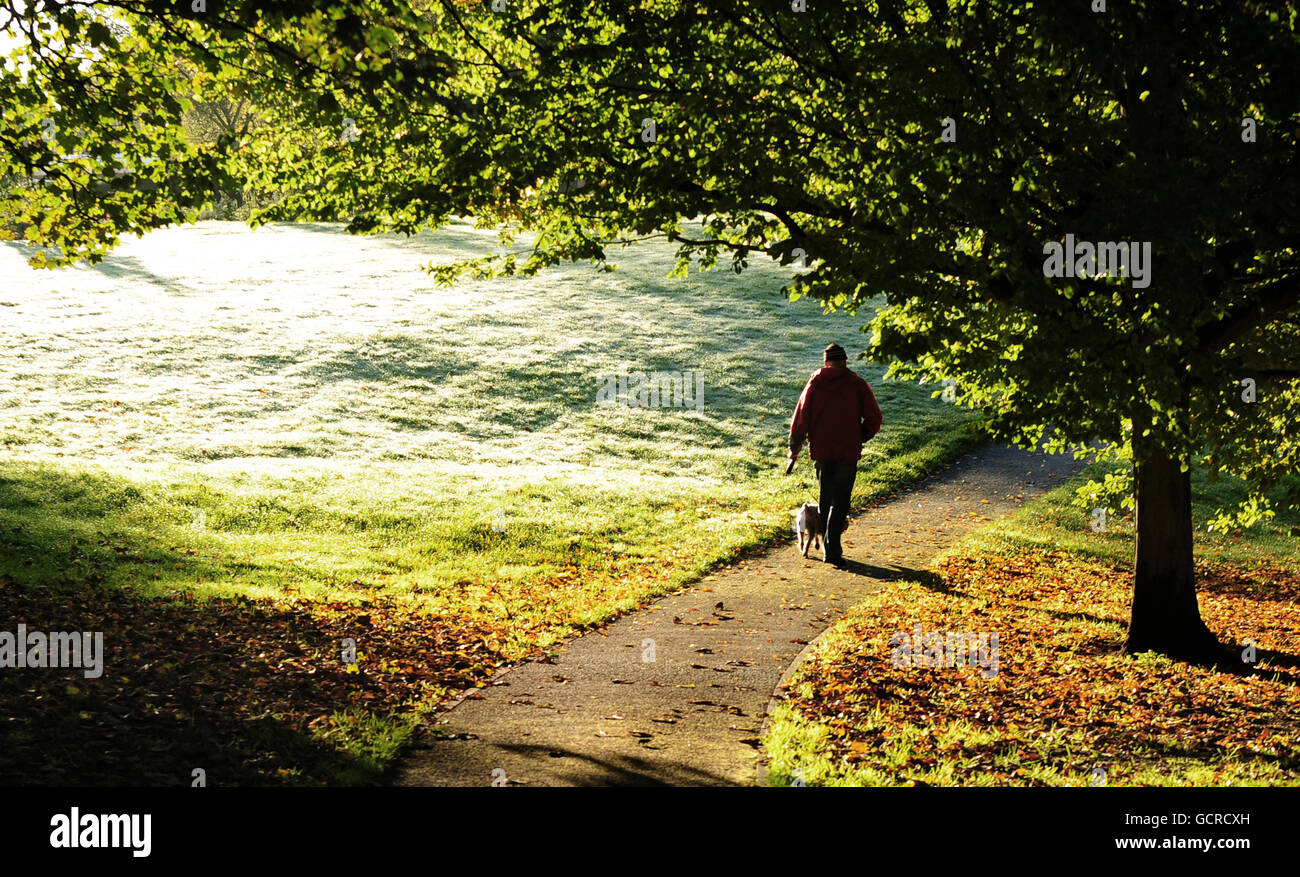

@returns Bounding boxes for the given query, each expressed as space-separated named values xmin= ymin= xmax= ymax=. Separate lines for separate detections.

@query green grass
xmin=0 ymin=219 xmax=981 ymax=782
xmin=0 ymin=219 xmax=981 ymax=646
xmin=958 ymin=460 xmax=1300 ymax=570
xmin=308 ymin=708 xmax=423 ymax=786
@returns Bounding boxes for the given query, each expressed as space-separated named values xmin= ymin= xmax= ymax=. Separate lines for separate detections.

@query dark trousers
xmin=814 ymin=459 xmax=857 ymax=560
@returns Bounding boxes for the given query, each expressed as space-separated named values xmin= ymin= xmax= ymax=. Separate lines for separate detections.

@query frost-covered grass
xmin=0 ymin=219 xmax=979 ymax=659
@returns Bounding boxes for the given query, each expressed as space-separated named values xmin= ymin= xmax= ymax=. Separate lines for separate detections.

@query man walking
xmin=785 ymin=343 xmax=883 ymax=565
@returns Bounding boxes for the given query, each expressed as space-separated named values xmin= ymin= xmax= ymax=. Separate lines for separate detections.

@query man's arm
xmin=787 ymin=380 xmax=814 ymax=471
xmin=861 ymin=380 xmax=883 ymax=440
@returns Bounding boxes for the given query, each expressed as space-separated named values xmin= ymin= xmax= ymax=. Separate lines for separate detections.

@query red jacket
xmin=789 ymin=366 xmax=883 ymax=461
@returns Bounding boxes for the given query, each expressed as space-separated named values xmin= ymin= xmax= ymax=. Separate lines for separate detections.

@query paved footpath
xmin=395 ymin=445 xmax=1084 ymax=786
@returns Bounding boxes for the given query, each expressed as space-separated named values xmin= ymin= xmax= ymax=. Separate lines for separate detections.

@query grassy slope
xmin=0 ymin=220 xmax=980 ymax=783
xmin=763 ymin=463 xmax=1300 ymax=787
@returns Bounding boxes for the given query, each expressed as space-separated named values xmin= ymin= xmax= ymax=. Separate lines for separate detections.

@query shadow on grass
xmin=281 ymin=221 xmax=501 ymax=255
xmin=88 ymin=252 xmax=202 ymax=295
xmin=1252 ymin=648 xmax=1300 ymax=673
xmin=303 ymin=336 xmax=607 ymax=436
xmin=1 ymin=241 xmax=204 ymax=297
xmin=1090 ymin=730 xmax=1300 ymax=778
xmin=0 ymin=578 xmax=421 ymax=786
xmin=0 ymin=462 xmax=499 ymax=786
xmin=308 ymin=332 xmax=480 ymax=386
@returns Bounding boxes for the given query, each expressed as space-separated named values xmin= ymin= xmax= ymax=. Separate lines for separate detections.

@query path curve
xmin=394 ymin=445 xmax=1084 ymax=786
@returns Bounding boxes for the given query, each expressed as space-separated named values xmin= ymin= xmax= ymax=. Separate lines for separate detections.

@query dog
xmin=794 ymin=502 xmax=851 ymax=558
xmin=794 ymin=502 xmax=822 ymax=558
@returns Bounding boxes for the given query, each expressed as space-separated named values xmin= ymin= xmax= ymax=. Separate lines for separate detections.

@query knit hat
xmin=823 ymin=343 xmax=848 ymax=362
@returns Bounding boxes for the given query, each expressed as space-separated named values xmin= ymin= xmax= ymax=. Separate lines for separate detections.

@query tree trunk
xmin=1125 ymin=448 xmax=1224 ymax=662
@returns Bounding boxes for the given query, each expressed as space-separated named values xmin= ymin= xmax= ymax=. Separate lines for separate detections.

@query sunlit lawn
xmin=0 ymin=219 xmax=980 ymax=783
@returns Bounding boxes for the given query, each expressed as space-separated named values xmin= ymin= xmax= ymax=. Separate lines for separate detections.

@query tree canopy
xmin=3 ymin=0 xmax=1298 ymax=659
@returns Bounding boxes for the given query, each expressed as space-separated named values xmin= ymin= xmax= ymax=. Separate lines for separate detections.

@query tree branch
xmin=1198 ymin=272 xmax=1300 ymax=352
